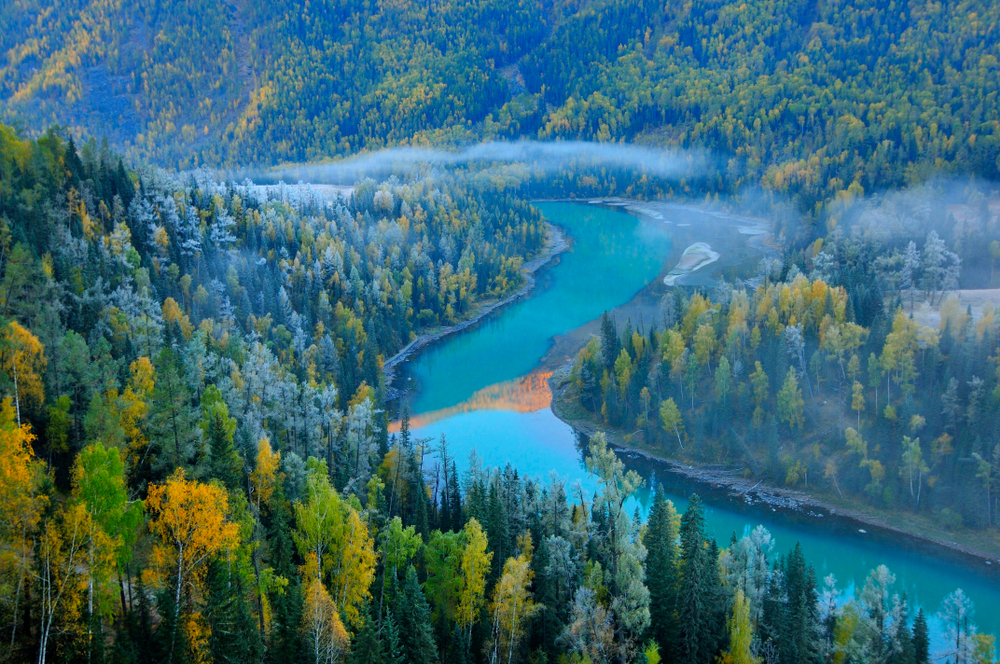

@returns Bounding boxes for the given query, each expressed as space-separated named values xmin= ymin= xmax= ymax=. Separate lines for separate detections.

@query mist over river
xmin=395 ymin=201 xmax=1000 ymax=649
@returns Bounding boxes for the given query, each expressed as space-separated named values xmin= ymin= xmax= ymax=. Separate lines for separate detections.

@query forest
xmin=1 ymin=123 xmax=999 ymax=664
xmin=564 ymin=185 xmax=1000 ymax=532
xmin=2 ymin=0 xmax=1000 ymax=662
xmin=3 ymin=0 xmax=1000 ymax=235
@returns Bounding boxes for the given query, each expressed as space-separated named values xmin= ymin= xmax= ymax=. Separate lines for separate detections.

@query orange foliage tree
xmin=145 ymin=469 xmax=240 ymax=662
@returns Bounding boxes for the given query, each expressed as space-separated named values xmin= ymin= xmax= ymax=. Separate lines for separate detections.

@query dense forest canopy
xmin=2 ymin=0 xmax=1000 ymax=662
xmin=3 ymin=0 xmax=1000 ymax=226
xmin=0 ymin=121 xmax=997 ymax=664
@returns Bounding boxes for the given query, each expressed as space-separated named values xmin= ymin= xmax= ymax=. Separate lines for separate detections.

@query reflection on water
xmin=391 ymin=372 xmax=553 ymax=432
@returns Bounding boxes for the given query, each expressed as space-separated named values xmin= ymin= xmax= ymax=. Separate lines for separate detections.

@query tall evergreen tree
xmin=912 ymin=608 xmax=930 ymax=664
xmin=677 ymin=494 xmax=715 ymax=664
xmin=779 ymin=543 xmax=819 ymax=664
xmin=394 ymin=567 xmax=438 ymax=664
xmin=205 ymin=558 xmax=263 ymax=664
xmin=644 ymin=485 xmax=679 ymax=654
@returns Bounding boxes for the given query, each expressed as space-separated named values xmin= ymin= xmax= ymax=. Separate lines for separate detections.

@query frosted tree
xmin=723 ymin=525 xmax=774 ymax=627
xmin=921 ymin=231 xmax=961 ymax=305
xmin=344 ymin=397 xmax=381 ymax=494
xmin=938 ymin=589 xmax=976 ymax=664
xmin=900 ymin=241 xmax=921 ymax=312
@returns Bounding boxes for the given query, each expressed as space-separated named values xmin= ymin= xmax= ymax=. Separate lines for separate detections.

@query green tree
xmin=714 ymin=357 xmax=732 ymax=405
xmin=395 ymin=567 xmax=438 ymax=664
xmin=204 ymin=557 xmax=263 ymax=664
xmin=777 ymin=367 xmax=804 ymax=430
xmin=643 ymin=485 xmax=679 ymax=654
xmin=721 ymin=588 xmax=757 ymax=664
xmin=72 ymin=442 xmax=144 ymax=616
xmin=150 ymin=346 xmax=199 ymax=474
xmin=659 ymin=398 xmax=684 ymax=451
xmin=200 ymin=385 xmax=241 ymax=490
xmin=676 ymin=495 xmax=721 ymax=664
xmin=912 ymin=608 xmax=930 ymax=664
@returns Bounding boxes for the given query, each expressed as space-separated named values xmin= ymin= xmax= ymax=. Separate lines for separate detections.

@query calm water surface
xmin=398 ymin=201 xmax=1000 ymax=647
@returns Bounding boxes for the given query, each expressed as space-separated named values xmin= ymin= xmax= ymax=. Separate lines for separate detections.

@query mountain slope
xmin=2 ymin=0 xmax=999 ymax=211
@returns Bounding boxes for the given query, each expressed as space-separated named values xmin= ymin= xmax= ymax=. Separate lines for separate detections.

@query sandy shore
xmin=663 ymin=242 xmax=721 ymax=285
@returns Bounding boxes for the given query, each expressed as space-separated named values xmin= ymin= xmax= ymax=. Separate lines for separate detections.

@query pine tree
xmin=201 ymin=385 xmax=242 ymax=490
xmin=268 ymin=583 xmax=304 ymax=664
xmin=912 ymin=608 xmax=930 ymax=664
xmin=779 ymin=544 xmax=819 ymax=664
xmin=348 ymin=608 xmax=383 ymax=664
xmin=395 ymin=567 xmax=438 ymax=664
xmin=601 ymin=312 xmax=620 ymax=371
xmin=447 ymin=460 xmax=463 ymax=530
xmin=150 ymin=346 xmax=199 ymax=475
xmin=205 ymin=558 xmax=263 ymax=664
xmin=644 ymin=485 xmax=679 ymax=654
xmin=677 ymin=494 xmax=710 ymax=664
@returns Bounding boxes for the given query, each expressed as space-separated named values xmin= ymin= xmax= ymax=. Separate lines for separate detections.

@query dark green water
xmin=399 ymin=201 xmax=1000 ymax=649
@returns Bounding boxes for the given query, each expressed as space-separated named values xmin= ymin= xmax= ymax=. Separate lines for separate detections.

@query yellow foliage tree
xmin=719 ymin=588 xmax=758 ymax=664
xmin=1 ymin=321 xmax=46 ymax=424
xmin=488 ymin=532 xmax=540 ymax=664
xmin=250 ymin=437 xmax=281 ymax=509
xmin=36 ymin=502 xmax=94 ymax=664
xmin=0 ymin=397 xmax=47 ymax=652
xmin=301 ymin=554 xmax=350 ymax=664
xmin=457 ymin=518 xmax=492 ymax=635
xmin=145 ymin=469 xmax=240 ymax=661
xmin=294 ymin=459 xmax=376 ymax=630
xmin=162 ymin=297 xmax=194 ymax=339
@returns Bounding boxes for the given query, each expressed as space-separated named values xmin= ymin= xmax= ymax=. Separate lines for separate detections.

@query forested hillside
xmin=3 ymin=0 xmax=1000 ymax=225
xmin=3 ymin=124 xmax=995 ymax=664
xmin=563 ymin=189 xmax=1000 ymax=533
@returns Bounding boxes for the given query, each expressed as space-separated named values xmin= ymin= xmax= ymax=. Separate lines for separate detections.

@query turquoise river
xmin=396 ymin=201 xmax=1000 ymax=650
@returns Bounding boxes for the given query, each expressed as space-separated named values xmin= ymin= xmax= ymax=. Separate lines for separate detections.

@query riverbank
xmin=548 ymin=364 xmax=1000 ymax=575
xmin=383 ymin=222 xmax=569 ymax=391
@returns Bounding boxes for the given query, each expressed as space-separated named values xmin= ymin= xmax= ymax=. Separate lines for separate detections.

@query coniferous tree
xmin=644 ymin=485 xmax=679 ymax=654
xmin=912 ymin=608 xmax=930 ymax=664
xmin=779 ymin=543 xmax=820 ymax=664
xmin=205 ymin=558 xmax=263 ymax=664
xmin=348 ymin=608 xmax=383 ymax=664
xmin=677 ymin=494 xmax=715 ymax=664
xmin=150 ymin=346 xmax=199 ymax=475
xmin=395 ymin=567 xmax=438 ymax=664
xmin=201 ymin=386 xmax=242 ymax=491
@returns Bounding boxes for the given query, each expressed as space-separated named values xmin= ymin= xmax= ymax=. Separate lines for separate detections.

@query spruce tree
xmin=912 ymin=608 xmax=930 ymax=664
xmin=268 ymin=583 xmax=304 ymax=664
xmin=677 ymin=494 xmax=708 ymax=664
xmin=394 ymin=566 xmax=438 ymax=664
xmin=644 ymin=485 xmax=679 ymax=654
xmin=201 ymin=385 xmax=242 ymax=491
xmin=205 ymin=558 xmax=263 ymax=664
xmin=779 ymin=543 xmax=819 ymax=664
xmin=381 ymin=611 xmax=404 ymax=663
xmin=601 ymin=311 xmax=620 ymax=371
xmin=349 ymin=608 xmax=383 ymax=664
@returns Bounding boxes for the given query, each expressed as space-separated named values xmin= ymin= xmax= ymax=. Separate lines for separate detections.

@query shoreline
xmin=383 ymin=194 xmax=1000 ymax=580
xmin=547 ymin=366 xmax=1000 ymax=576
xmin=382 ymin=222 xmax=569 ymax=390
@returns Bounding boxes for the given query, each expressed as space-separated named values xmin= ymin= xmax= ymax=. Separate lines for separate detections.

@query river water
xmin=396 ymin=201 xmax=1000 ymax=647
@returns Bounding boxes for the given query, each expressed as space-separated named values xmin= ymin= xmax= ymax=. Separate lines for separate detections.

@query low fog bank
xmin=231 ymin=140 xmax=707 ymax=184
